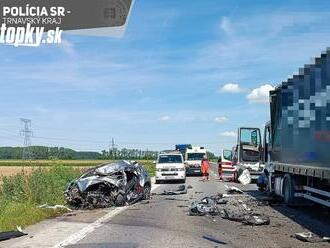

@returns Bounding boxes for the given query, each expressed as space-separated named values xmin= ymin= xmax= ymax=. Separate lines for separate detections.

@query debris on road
xmin=224 ymin=184 xmax=244 ymax=194
xmin=189 ymin=193 xmax=270 ymax=226
xmin=38 ymin=204 xmax=72 ymax=211
xmin=0 ymin=226 xmax=27 ymax=242
xmin=238 ymin=169 xmax=251 ymax=185
xmin=64 ymin=160 xmax=151 ymax=209
xmin=189 ymin=195 xmax=221 ymax=216
xmin=294 ymin=232 xmax=330 ymax=243
xmin=202 ymin=235 xmax=227 ymax=245
xmin=159 ymin=185 xmax=187 ymax=195
xmin=164 ymin=197 xmax=189 ymax=202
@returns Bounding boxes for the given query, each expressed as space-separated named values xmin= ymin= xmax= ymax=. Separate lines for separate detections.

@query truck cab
xmin=155 ymin=150 xmax=186 ymax=184
xmin=233 ymin=127 xmax=264 ymax=180
xmin=184 ymin=146 xmax=207 ymax=175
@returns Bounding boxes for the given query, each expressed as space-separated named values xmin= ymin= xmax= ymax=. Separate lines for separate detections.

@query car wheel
xmin=143 ymin=185 xmax=151 ymax=200
xmin=115 ymin=193 xmax=125 ymax=206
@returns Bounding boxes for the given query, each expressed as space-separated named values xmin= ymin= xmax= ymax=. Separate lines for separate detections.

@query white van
xmin=155 ymin=151 xmax=186 ymax=183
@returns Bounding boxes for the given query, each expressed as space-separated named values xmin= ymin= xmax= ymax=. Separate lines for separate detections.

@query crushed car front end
xmin=65 ymin=160 xmax=151 ymax=209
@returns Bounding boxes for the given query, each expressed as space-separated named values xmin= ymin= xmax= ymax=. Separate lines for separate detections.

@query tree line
xmin=0 ymin=146 xmax=159 ymax=160
xmin=0 ymin=146 xmax=216 ymax=160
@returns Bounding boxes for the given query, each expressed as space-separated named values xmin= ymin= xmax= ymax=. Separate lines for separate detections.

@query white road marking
xmin=53 ymin=184 xmax=160 ymax=248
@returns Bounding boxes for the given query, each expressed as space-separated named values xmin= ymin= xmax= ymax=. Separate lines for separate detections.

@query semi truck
xmin=232 ymin=127 xmax=265 ymax=180
xmin=259 ymin=49 xmax=330 ymax=207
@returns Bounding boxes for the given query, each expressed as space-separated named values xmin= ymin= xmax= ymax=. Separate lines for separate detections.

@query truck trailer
xmin=260 ymin=49 xmax=330 ymax=207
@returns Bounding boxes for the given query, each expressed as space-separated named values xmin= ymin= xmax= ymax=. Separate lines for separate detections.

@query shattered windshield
xmin=187 ymin=153 xmax=205 ymax=161
xmin=94 ymin=161 xmax=131 ymax=175
xmin=158 ymin=155 xmax=183 ymax=163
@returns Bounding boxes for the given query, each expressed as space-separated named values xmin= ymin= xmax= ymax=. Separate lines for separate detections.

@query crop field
xmin=0 ymin=159 xmax=155 ymax=178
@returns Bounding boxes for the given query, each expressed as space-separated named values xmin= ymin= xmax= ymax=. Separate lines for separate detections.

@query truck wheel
xmin=283 ymin=174 xmax=295 ymax=206
xmin=155 ymin=180 xmax=160 ymax=184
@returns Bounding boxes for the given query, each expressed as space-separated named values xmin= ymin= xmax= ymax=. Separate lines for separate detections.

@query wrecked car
xmin=65 ymin=160 xmax=151 ymax=209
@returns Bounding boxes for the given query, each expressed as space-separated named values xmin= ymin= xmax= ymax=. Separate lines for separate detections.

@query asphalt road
xmin=64 ymin=163 xmax=330 ymax=248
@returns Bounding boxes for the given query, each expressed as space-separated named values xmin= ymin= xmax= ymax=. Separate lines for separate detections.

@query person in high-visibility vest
xmin=201 ymin=155 xmax=210 ymax=181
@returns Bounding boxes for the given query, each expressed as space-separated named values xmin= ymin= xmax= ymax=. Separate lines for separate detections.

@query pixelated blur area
xmin=270 ymin=49 xmax=330 ymax=166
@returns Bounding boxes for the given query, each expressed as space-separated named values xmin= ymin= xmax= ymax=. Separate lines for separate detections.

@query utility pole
xmin=20 ymin=118 xmax=33 ymax=160
xmin=111 ymin=137 xmax=116 ymax=159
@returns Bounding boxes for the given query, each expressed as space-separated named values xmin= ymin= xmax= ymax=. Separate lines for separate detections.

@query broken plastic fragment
xmin=295 ymin=232 xmax=330 ymax=243
xmin=38 ymin=204 xmax=72 ymax=211
xmin=202 ymin=235 xmax=227 ymax=245
xmin=238 ymin=169 xmax=251 ymax=185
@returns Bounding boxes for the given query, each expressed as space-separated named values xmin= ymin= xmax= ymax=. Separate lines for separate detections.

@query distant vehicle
xmin=259 ymin=49 xmax=330 ymax=207
xmin=185 ymin=146 xmax=207 ymax=175
xmin=175 ymin=144 xmax=192 ymax=157
xmin=155 ymin=150 xmax=186 ymax=183
xmin=219 ymin=149 xmax=237 ymax=181
xmin=232 ymin=127 xmax=264 ymax=181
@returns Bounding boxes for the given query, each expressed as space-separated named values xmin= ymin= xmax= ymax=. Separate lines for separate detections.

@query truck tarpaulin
xmin=270 ymin=49 xmax=330 ymax=168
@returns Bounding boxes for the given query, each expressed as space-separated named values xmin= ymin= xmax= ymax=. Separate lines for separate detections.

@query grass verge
xmin=0 ymin=165 xmax=81 ymax=231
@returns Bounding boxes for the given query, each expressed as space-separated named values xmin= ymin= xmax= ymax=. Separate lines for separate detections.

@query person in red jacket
xmin=218 ymin=157 xmax=223 ymax=181
xmin=201 ymin=155 xmax=210 ymax=181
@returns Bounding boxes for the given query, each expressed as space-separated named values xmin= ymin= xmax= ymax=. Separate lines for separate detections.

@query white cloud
xmin=220 ymin=17 xmax=232 ymax=35
xmin=214 ymin=116 xmax=228 ymax=123
xmin=220 ymin=131 xmax=237 ymax=137
xmin=219 ymin=83 xmax=244 ymax=93
xmin=246 ymin=84 xmax=274 ymax=103
xmin=59 ymin=38 xmax=76 ymax=56
xmin=159 ymin=115 xmax=171 ymax=121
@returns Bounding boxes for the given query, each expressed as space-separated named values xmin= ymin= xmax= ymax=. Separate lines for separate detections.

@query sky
xmin=1 ymin=0 xmax=330 ymax=154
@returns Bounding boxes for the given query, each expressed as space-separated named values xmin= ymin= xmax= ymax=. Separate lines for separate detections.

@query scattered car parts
xmin=189 ymin=193 xmax=270 ymax=226
xmin=294 ymin=232 xmax=330 ymax=243
xmin=238 ymin=169 xmax=251 ymax=185
xmin=202 ymin=235 xmax=227 ymax=245
xmin=65 ymin=160 xmax=151 ymax=209
xmin=224 ymin=184 xmax=244 ymax=194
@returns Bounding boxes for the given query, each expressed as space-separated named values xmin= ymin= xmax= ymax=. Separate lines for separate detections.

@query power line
xmin=20 ymin=118 xmax=33 ymax=160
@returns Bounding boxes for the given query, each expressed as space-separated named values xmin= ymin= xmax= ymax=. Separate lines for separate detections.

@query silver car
xmin=65 ymin=160 xmax=151 ymax=209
